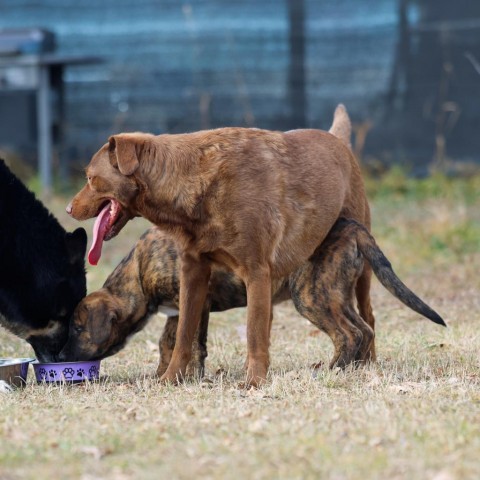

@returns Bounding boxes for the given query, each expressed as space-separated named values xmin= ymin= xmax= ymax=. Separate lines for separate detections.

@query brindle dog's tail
xmin=328 ymin=104 xmax=352 ymax=149
xmin=350 ymin=220 xmax=446 ymax=327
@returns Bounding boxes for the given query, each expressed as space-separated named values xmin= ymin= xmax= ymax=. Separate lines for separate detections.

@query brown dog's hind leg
xmin=355 ymin=264 xmax=376 ymax=361
xmin=160 ymin=254 xmax=211 ymax=384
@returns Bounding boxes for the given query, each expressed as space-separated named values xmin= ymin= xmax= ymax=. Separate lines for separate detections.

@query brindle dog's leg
xmin=157 ymin=315 xmax=178 ymax=377
xmin=289 ymin=246 xmax=368 ymax=369
xmin=356 ymin=265 xmax=376 ymax=361
xmin=160 ymin=254 xmax=211 ymax=383
xmin=186 ymin=306 xmax=209 ymax=378
xmin=345 ymin=299 xmax=374 ymax=364
xmin=158 ymin=307 xmax=210 ymax=379
xmin=290 ymin=279 xmax=362 ymax=368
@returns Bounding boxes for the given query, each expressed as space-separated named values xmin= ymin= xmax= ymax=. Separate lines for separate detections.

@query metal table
xmin=0 ymin=54 xmax=102 ymax=192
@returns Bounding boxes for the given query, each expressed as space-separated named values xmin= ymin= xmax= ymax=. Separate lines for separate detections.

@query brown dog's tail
xmin=328 ymin=104 xmax=352 ymax=148
xmin=343 ymin=219 xmax=446 ymax=327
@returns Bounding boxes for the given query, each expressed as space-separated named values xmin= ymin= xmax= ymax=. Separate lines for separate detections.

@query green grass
xmin=365 ymin=167 xmax=480 ymax=205
xmin=1 ymin=171 xmax=480 ymax=479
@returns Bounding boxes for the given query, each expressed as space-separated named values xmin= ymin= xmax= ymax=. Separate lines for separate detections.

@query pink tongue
xmin=88 ymin=202 xmax=112 ymax=266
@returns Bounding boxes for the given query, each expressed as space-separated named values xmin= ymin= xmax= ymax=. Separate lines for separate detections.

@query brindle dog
xmin=59 ymin=219 xmax=445 ymax=376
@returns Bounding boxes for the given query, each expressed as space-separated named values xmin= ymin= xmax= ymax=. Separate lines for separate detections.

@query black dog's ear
xmin=108 ymin=135 xmax=140 ymax=176
xmin=65 ymin=228 xmax=87 ymax=265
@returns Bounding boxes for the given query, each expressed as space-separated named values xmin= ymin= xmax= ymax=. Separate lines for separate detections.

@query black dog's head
xmin=25 ymin=228 xmax=88 ymax=362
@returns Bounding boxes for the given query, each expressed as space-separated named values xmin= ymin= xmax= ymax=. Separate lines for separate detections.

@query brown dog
xmin=59 ymin=226 xmax=287 ymax=375
xmin=59 ymin=220 xmax=445 ymax=377
xmin=67 ymin=105 xmax=374 ymax=386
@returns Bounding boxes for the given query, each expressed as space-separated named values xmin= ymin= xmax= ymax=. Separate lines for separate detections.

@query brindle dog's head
xmin=58 ymin=289 xmax=147 ymax=361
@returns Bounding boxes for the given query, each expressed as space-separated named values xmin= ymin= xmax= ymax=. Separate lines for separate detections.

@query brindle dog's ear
xmin=88 ymin=312 xmax=115 ymax=345
xmin=108 ymin=135 xmax=139 ymax=176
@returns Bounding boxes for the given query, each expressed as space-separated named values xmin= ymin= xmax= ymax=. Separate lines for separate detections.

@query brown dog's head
xmin=58 ymin=289 xmax=140 ymax=361
xmin=66 ymin=133 xmax=154 ymax=265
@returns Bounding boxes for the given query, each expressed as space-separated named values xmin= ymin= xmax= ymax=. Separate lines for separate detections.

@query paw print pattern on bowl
xmin=33 ymin=361 xmax=101 ymax=383
xmin=62 ymin=367 xmax=75 ymax=380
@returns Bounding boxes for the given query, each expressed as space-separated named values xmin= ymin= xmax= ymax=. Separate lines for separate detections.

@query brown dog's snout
xmin=66 ymin=202 xmax=73 ymax=215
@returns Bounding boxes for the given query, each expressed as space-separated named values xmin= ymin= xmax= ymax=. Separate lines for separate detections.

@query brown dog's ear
xmin=108 ymin=135 xmax=139 ymax=176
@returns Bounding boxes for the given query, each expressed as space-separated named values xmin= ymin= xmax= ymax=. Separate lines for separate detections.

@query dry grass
xmin=1 ymin=175 xmax=479 ymax=480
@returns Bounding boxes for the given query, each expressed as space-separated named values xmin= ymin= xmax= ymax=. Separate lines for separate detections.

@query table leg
xmin=37 ymin=64 xmax=52 ymax=193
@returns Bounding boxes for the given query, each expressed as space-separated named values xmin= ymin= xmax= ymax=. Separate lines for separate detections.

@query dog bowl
xmin=0 ymin=358 xmax=34 ymax=388
xmin=33 ymin=360 xmax=101 ymax=383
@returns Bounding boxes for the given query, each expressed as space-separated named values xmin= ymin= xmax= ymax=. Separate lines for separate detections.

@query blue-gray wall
xmin=0 ymin=0 xmax=397 ymax=162
xmin=2 ymin=0 xmax=480 ymax=171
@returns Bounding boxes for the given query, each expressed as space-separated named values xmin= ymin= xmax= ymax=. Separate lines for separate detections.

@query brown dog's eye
xmin=87 ymin=176 xmax=97 ymax=190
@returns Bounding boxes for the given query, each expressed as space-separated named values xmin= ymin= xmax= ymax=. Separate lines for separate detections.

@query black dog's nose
xmin=66 ymin=202 xmax=72 ymax=215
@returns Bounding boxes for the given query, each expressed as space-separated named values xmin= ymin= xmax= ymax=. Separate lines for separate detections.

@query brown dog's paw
xmin=159 ymin=371 xmax=182 ymax=385
xmin=245 ymin=362 xmax=268 ymax=388
xmin=237 ymin=381 xmax=257 ymax=391
xmin=156 ymin=363 xmax=169 ymax=378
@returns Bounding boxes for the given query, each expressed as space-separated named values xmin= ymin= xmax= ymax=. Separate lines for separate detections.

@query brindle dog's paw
xmin=185 ymin=361 xmax=205 ymax=380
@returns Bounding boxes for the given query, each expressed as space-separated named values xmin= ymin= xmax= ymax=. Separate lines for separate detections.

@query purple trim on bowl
xmin=33 ymin=360 xmax=101 ymax=382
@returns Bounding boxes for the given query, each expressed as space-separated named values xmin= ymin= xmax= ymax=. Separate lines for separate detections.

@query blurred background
xmin=1 ymin=0 xmax=480 ymax=189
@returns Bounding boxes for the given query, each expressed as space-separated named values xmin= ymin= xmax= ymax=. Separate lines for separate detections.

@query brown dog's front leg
xmin=243 ymin=308 xmax=273 ymax=371
xmin=245 ymin=267 xmax=272 ymax=387
xmin=160 ymin=253 xmax=211 ymax=384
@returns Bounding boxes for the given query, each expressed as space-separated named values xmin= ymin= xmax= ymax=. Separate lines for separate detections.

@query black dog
xmin=0 ymin=159 xmax=87 ymax=361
